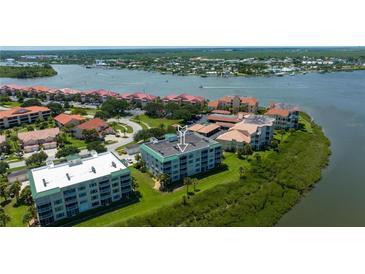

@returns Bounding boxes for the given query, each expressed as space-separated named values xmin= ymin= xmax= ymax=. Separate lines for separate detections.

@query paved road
xmin=106 ymin=117 xmax=142 ymax=155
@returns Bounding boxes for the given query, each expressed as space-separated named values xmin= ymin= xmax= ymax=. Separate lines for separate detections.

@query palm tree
xmin=0 ymin=181 xmax=9 ymax=202
xmin=0 ymin=207 xmax=10 ymax=227
xmin=9 ymin=181 xmax=21 ymax=204
xmin=192 ymin=178 xmax=198 ymax=192
xmin=22 ymin=211 xmax=33 ymax=227
xmin=158 ymin=173 xmax=170 ymax=191
xmin=243 ymin=143 xmax=253 ymax=156
xmin=184 ymin=177 xmax=193 ymax=195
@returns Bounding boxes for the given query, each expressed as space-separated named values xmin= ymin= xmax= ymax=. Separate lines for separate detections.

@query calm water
xmin=1 ymin=65 xmax=365 ymax=226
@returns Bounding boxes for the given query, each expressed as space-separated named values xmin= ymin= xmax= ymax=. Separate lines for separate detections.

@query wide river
xmin=1 ymin=65 xmax=365 ymax=226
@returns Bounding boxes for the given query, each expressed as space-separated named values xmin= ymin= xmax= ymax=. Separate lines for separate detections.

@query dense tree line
xmin=0 ymin=64 xmax=57 ymax=79
xmin=144 ymin=102 xmax=201 ymax=121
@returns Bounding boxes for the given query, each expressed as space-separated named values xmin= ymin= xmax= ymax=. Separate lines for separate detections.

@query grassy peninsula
xmin=74 ymin=112 xmax=330 ymax=227
xmin=0 ymin=64 xmax=57 ymax=78
xmin=120 ymin=113 xmax=330 ymax=227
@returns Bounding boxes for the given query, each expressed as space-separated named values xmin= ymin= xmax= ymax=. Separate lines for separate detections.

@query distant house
xmin=265 ymin=102 xmax=300 ymax=130
xmin=84 ymin=89 xmax=119 ymax=102
xmin=0 ymin=84 xmax=32 ymax=96
xmin=54 ymin=113 xmax=85 ymax=127
xmin=119 ymin=92 xmax=157 ymax=107
xmin=208 ymin=95 xmax=259 ymax=113
xmin=162 ymin=93 xmax=205 ymax=105
xmin=73 ymin=118 xmax=114 ymax=139
xmin=18 ymin=128 xmax=60 ymax=153
xmin=216 ymin=114 xmax=275 ymax=150
xmin=0 ymin=106 xmax=51 ymax=129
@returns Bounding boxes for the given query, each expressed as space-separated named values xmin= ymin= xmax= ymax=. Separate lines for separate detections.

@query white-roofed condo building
xmin=28 ymin=151 xmax=132 ymax=226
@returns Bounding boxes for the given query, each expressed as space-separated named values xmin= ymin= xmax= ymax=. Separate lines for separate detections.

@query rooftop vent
xmin=150 ymin=137 xmax=158 ymax=144
xmin=91 ymin=166 xmax=96 ymax=173
xmin=112 ymin=161 xmax=117 ymax=168
xmin=66 ymin=173 xmax=71 ymax=181
xmin=42 ymin=178 xmax=48 ymax=187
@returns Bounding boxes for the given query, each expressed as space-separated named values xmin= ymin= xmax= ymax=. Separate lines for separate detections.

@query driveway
xmin=105 ymin=118 xmax=142 ymax=157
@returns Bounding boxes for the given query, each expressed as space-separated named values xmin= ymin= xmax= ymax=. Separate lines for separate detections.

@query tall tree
xmin=183 ymin=177 xmax=193 ymax=195
xmin=0 ymin=181 xmax=9 ymax=202
xmin=0 ymin=207 xmax=10 ymax=227
xmin=0 ymin=161 xmax=9 ymax=177
xmin=9 ymin=181 xmax=21 ymax=204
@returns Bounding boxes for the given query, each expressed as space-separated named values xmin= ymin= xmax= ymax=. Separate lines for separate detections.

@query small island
xmin=0 ymin=64 xmax=57 ymax=79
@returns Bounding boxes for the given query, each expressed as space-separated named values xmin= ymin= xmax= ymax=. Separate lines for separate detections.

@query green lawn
xmin=65 ymin=134 xmax=87 ymax=149
xmin=136 ymin=114 xmax=182 ymax=129
xmin=109 ymin=122 xmax=133 ymax=133
xmin=76 ymin=152 xmax=252 ymax=227
xmin=0 ymin=101 xmax=21 ymax=108
xmin=1 ymin=198 xmax=27 ymax=227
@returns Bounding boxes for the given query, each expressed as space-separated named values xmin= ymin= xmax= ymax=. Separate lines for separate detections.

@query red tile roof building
xmin=265 ymin=102 xmax=300 ymax=130
xmin=18 ymin=128 xmax=60 ymax=153
xmin=162 ymin=93 xmax=205 ymax=105
xmin=0 ymin=106 xmax=51 ymax=129
xmin=216 ymin=114 xmax=275 ymax=150
xmin=207 ymin=114 xmax=241 ymax=124
xmin=208 ymin=95 xmax=259 ymax=113
xmin=73 ymin=118 xmax=114 ymax=139
xmin=54 ymin=113 xmax=85 ymax=127
xmin=119 ymin=92 xmax=157 ymax=106
xmin=188 ymin=123 xmax=221 ymax=137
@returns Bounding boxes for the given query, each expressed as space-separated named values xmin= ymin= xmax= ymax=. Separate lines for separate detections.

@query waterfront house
xmin=208 ymin=95 xmax=259 ymax=113
xmin=162 ymin=93 xmax=205 ymax=105
xmin=119 ymin=92 xmax=157 ymax=107
xmin=265 ymin=102 xmax=300 ymax=130
xmin=216 ymin=114 xmax=275 ymax=150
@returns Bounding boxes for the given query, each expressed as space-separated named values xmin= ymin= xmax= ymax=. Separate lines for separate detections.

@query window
xmin=56 ymin=213 xmax=65 ymax=219
xmin=113 ymin=195 xmax=120 ymax=200
xmin=53 ymin=199 xmax=63 ymax=205
xmin=91 ymin=195 xmax=98 ymax=201
xmin=112 ymin=188 xmax=120 ymax=194
xmin=90 ymin=189 xmax=98 ymax=194
xmin=89 ymin=182 xmax=97 ymax=188
xmin=79 ymin=192 xmax=87 ymax=198
xmin=112 ymin=182 xmax=119 ymax=188
xmin=64 ymin=188 xmax=76 ymax=195
xmin=54 ymin=206 xmax=63 ymax=212
xmin=80 ymin=200 xmax=88 ymax=205
xmin=78 ymin=186 xmax=86 ymax=191
xmin=92 ymin=201 xmax=99 ymax=207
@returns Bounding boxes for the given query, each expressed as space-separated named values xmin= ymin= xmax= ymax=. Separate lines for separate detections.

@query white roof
xmin=31 ymin=152 xmax=127 ymax=194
